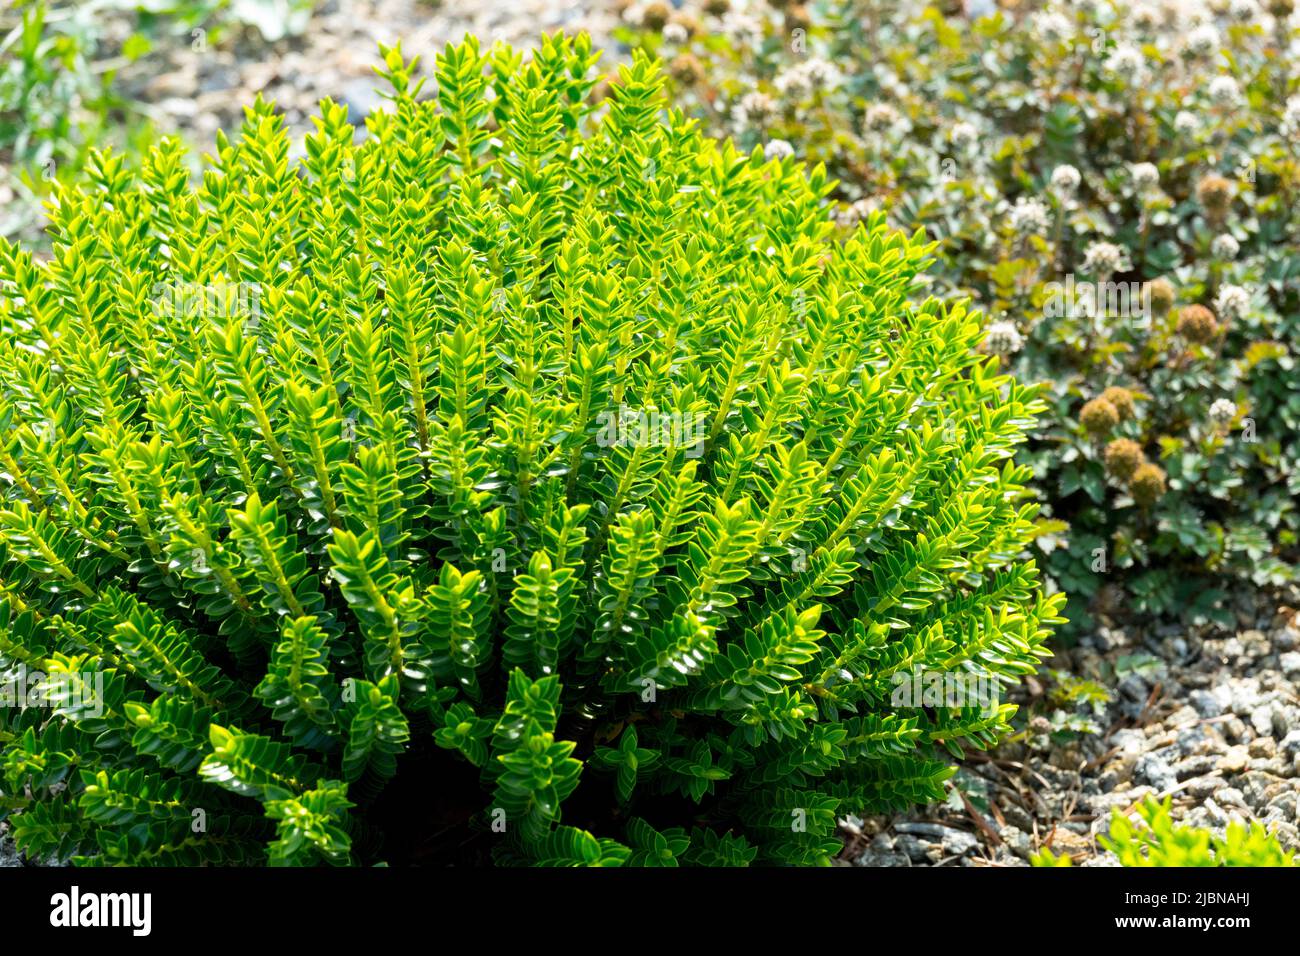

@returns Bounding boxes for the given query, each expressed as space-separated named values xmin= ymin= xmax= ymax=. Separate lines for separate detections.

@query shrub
xmin=0 ymin=34 xmax=1062 ymax=866
xmin=1034 ymin=796 xmax=1296 ymax=867
xmin=621 ymin=0 xmax=1300 ymax=632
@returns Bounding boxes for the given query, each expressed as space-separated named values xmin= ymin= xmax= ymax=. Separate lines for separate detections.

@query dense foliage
xmin=622 ymin=0 xmax=1300 ymax=633
xmin=0 ymin=34 xmax=1062 ymax=865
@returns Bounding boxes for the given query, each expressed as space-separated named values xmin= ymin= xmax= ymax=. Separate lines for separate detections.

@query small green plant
xmin=0 ymin=34 xmax=1062 ymax=866
xmin=1034 ymin=796 xmax=1296 ymax=867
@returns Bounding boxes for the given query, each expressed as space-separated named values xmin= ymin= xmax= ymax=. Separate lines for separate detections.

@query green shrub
xmin=1034 ymin=796 xmax=1296 ymax=867
xmin=624 ymin=1 xmax=1300 ymax=633
xmin=0 ymin=34 xmax=1062 ymax=866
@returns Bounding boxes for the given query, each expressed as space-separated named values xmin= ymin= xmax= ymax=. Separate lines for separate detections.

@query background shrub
xmin=622 ymin=0 xmax=1300 ymax=633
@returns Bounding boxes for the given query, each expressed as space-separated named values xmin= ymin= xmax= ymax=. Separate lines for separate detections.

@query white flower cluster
xmin=984 ymin=320 xmax=1025 ymax=356
xmin=1104 ymin=45 xmax=1149 ymax=88
xmin=1163 ymin=0 xmax=1211 ymax=27
xmin=1229 ymin=0 xmax=1257 ymax=22
xmin=949 ymin=120 xmax=979 ymax=151
xmin=1082 ymin=240 xmax=1131 ymax=278
xmin=1183 ymin=24 xmax=1220 ymax=58
xmin=1209 ymin=398 xmax=1237 ymax=428
xmin=863 ymin=102 xmax=902 ymax=135
xmin=1174 ymin=110 xmax=1200 ymax=135
xmin=835 ymin=197 xmax=880 ymax=228
xmin=1208 ymin=76 xmax=1243 ymax=108
xmin=1009 ymin=196 xmax=1052 ymax=236
xmin=1215 ymin=284 xmax=1250 ymax=321
xmin=720 ymin=12 xmax=763 ymax=48
xmin=763 ymin=139 xmax=795 ymax=161
xmin=1211 ymin=233 xmax=1240 ymax=260
xmin=662 ymin=22 xmax=689 ymax=45
xmin=1282 ymin=95 xmax=1300 ymax=136
xmin=734 ymin=91 xmax=777 ymax=127
xmin=1130 ymin=3 xmax=1161 ymax=31
xmin=1033 ymin=11 xmax=1073 ymax=41
xmin=1051 ymin=164 xmax=1081 ymax=198
xmin=774 ymin=57 xmax=843 ymax=98
xmin=1130 ymin=162 xmax=1160 ymax=192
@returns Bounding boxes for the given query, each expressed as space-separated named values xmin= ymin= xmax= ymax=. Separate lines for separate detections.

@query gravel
xmin=844 ymin=586 xmax=1300 ymax=866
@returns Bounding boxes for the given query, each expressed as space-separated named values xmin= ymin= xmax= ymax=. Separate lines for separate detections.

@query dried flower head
xmin=1102 ymin=386 xmax=1136 ymax=421
xmin=703 ymin=0 xmax=730 ymax=16
xmin=1130 ymin=462 xmax=1168 ymax=507
xmin=1080 ymin=397 xmax=1121 ymax=437
xmin=669 ymin=53 xmax=704 ymax=85
xmin=784 ymin=4 xmax=812 ymax=32
xmin=641 ymin=1 xmax=671 ymax=31
xmin=1177 ymin=304 xmax=1219 ymax=343
xmin=1146 ymin=277 xmax=1176 ymax=317
xmin=1104 ymin=438 xmax=1146 ymax=482
xmin=1196 ymin=174 xmax=1233 ymax=221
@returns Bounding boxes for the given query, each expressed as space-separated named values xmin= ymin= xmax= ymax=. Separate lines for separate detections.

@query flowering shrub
xmin=0 ymin=35 xmax=1062 ymax=866
xmin=620 ymin=0 xmax=1300 ymax=630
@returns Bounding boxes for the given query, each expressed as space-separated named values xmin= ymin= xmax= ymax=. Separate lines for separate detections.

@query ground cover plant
xmin=620 ymin=0 xmax=1300 ymax=634
xmin=0 ymin=33 xmax=1063 ymax=866
xmin=1033 ymin=795 xmax=1296 ymax=866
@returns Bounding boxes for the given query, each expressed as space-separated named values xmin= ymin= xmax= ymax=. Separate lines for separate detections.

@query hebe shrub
xmin=0 ymin=35 xmax=1063 ymax=866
